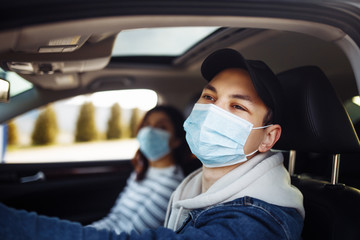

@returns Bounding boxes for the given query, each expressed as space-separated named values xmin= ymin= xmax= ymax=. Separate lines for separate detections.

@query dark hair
xmin=132 ymin=105 xmax=191 ymax=181
xmin=263 ymin=108 xmax=274 ymax=126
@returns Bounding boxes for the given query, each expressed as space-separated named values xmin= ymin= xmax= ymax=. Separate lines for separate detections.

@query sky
xmin=64 ymin=89 xmax=157 ymax=110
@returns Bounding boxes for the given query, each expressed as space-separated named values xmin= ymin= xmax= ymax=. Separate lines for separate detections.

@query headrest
xmin=274 ymin=66 xmax=360 ymax=153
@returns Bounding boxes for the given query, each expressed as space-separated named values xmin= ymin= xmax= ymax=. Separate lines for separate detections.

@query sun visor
xmin=0 ymin=35 xmax=115 ymax=75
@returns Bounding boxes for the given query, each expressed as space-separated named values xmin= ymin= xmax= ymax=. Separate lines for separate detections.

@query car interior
xmin=0 ymin=1 xmax=360 ymax=239
xmin=274 ymin=65 xmax=360 ymax=240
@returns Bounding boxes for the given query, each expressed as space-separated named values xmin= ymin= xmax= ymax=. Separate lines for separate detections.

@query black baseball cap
xmin=201 ymin=48 xmax=284 ymax=125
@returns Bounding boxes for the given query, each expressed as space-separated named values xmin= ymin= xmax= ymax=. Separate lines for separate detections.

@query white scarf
xmin=165 ymin=151 xmax=305 ymax=230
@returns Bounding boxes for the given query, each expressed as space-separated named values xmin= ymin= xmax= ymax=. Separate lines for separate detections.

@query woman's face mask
xmin=137 ymin=126 xmax=171 ymax=161
xmin=183 ymin=103 xmax=271 ymax=168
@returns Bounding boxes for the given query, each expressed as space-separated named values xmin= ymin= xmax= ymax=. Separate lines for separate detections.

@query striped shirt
xmin=89 ymin=165 xmax=184 ymax=234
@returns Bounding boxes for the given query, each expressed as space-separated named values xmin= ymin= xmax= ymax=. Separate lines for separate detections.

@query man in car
xmin=0 ymin=48 xmax=304 ymax=240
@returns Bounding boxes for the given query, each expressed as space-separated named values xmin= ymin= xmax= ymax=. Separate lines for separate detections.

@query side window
xmin=345 ymin=96 xmax=360 ymax=138
xmin=3 ymin=90 xmax=157 ymax=163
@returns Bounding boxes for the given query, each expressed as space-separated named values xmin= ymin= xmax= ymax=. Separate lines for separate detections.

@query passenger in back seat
xmin=89 ymin=105 xmax=191 ymax=234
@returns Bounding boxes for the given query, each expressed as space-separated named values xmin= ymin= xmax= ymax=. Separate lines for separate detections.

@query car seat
xmin=295 ymin=117 xmax=360 ymax=189
xmin=274 ymin=66 xmax=360 ymax=240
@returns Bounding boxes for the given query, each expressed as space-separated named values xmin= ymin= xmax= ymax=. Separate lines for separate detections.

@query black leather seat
xmin=274 ymin=66 xmax=360 ymax=240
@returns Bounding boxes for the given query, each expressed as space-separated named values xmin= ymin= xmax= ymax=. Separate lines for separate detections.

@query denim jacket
xmin=0 ymin=196 xmax=303 ymax=240
xmin=176 ymin=197 xmax=303 ymax=239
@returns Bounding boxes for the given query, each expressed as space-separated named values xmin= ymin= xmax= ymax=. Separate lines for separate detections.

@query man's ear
xmin=258 ymin=124 xmax=282 ymax=152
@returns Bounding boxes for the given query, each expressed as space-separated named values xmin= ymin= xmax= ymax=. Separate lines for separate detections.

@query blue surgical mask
xmin=137 ymin=126 xmax=171 ymax=161
xmin=183 ymin=103 xmax=271 ymax=168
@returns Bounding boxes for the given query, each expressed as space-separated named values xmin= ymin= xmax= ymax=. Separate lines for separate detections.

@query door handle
xmin=20 ymin=171 xmax=45 ymax=183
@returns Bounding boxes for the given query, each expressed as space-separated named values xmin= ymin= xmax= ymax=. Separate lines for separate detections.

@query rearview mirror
xmin=0 ymin=78 xmax=10 ymax=102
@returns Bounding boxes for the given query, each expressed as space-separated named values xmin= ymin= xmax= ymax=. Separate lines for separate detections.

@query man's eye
xmin=233 ymin=105 xmax=246 ymax=111
xmin=202 ymin=95 xmax=214 ymax=101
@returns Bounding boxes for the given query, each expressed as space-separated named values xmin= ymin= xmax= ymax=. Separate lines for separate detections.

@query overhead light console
xmin=1 ymin=34 xmax=115 ymax=75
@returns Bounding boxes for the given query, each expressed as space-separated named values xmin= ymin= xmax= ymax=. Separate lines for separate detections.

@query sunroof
xmin=112 ymin=27 xmax=219 ymax=57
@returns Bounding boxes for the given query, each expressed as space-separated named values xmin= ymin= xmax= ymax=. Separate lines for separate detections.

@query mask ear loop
xmin=252 ymin=124 xmax=273 ymax=130
xmin=245 ymin=149 xmax=258 ymax=158
xmin=244 ymin=124 xmax=273 ymax=158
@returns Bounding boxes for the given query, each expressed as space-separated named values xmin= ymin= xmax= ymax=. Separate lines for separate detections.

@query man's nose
xmin=214 ymin=100 xmax=227 ymax=111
